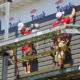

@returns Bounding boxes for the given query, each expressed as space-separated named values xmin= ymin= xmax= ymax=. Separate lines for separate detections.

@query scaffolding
xmin=0 ymin=0 xmax=80 ymax=80
xmin=0 ymin=24 xmax=80 ymax=80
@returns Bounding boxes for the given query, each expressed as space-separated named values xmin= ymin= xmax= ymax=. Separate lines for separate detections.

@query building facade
xmin=0 ymin=0 xmax=80 ymax=80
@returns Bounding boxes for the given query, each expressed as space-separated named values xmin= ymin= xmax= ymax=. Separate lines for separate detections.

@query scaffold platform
xmin=15 ymin=64 xmax=80 ymax=80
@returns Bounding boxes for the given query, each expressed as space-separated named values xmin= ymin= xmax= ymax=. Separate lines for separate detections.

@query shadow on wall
xmin=31 ymin=48 xmax=38 ymax=72
xmin=63 ymin=8 xmax=77 ymax=65
xmin=64 ymin=47 xmax=73 ymax=65
xmin=31 ymin=59 xmax=38 ymax=72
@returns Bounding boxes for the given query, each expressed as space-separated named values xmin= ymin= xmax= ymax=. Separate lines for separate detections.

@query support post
xmin=2 ymin=2 xmax=10 ymax=80
xmin=4 ymin=2 xmax=10 ymax=40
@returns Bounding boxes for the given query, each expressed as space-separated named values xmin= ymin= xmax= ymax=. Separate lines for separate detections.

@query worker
xmin=18 ymin=23 xmax=33 ymax=74
xmin=51 ymin=5 xmax=76 ymax=68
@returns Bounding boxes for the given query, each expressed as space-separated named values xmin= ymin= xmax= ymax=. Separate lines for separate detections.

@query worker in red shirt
xmin=52 ymin=5 xmax=75 ymax=27
xmin=18 ymin=23 xmax=33 ymax=74
xmin=51 ymin=5 xmax=76 ymax=68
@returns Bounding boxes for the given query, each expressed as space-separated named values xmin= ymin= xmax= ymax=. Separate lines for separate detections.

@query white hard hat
xmin=56 ymin=11 xmax=65 ymax=19
xmin=34 ymin=23 xmax=39 ymax=28
xmin=18 ymin=23 xmax=24 ymax=30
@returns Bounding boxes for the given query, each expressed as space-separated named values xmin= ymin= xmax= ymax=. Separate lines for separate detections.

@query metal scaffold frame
xmin=0 ymin=1 xmax=80 ymax=80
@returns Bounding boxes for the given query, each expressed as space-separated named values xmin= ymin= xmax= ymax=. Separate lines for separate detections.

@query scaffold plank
xmin=16 ymin=65 xmax=80 ymax=80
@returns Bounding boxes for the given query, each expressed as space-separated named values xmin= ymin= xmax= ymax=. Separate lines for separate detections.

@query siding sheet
xmin=0 ymin=6 xmax=80 ymax=80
